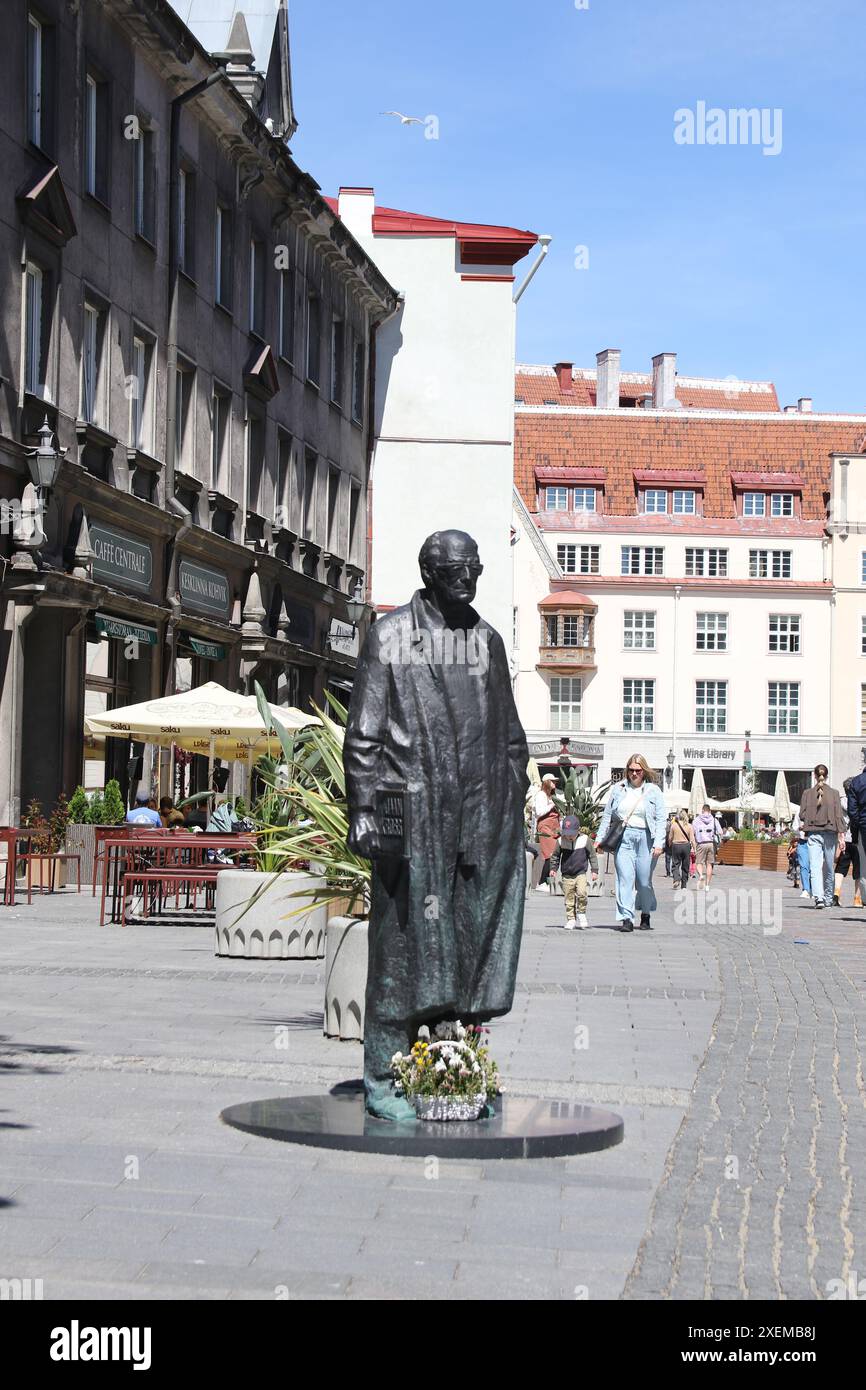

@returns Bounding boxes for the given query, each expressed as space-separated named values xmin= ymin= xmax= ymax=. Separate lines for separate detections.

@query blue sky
xmin=278 ymin=0 xmax=863 ymax=410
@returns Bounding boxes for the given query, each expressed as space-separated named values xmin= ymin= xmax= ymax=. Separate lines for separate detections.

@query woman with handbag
xmin=531 ymin=773 xmax=561 ymax=892
xmin=595 ymin=753 xmax=666 ymax=932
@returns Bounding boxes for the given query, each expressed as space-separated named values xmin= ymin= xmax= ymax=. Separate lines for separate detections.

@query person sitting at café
xmin=159 ymin=796 xmax=175 ymax=827
xmin=166 ymin=810 xmax=186 ymax=831
xmin=125 ymin=791 xmax=162 ymax=827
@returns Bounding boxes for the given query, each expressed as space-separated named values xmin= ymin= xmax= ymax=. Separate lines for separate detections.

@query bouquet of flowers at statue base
xmin=390 ymin=1021 xmax=501 ymax=1122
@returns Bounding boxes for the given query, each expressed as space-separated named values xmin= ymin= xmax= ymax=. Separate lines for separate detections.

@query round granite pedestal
xmin=220 ymin=1091 xmax=624 ymax=1158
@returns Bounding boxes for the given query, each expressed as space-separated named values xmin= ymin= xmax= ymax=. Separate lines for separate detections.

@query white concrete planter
xmin=214 ymin=869 xmax=327 ymax=960
xmin=323 ymin=916 xmax=368 ymax=1041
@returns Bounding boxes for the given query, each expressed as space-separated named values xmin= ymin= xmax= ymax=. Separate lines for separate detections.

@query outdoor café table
xmin=0 ymin=829 xmax=31 ymax=905
xmin=100 ymin=833 xmax=256 ymax=925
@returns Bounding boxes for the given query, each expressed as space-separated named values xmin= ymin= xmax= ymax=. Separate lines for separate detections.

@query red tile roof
xmin=539 ymin=590 xmax=597 ymax=608
xmin=515 ymin=413 xmax=866 ymax=520
xmin=515 ymin=367 xmax=781 ymax=412
xmin=326 ymin=197 xmax=537 ymax=265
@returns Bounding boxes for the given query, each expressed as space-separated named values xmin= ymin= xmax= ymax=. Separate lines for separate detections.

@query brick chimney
xmin=555 ymin=362 xmax=573 ymax=394
xmin=596 ymin=348 xmax=621 ymax=409
xmin=798 ymin=397 xmax=813 ymax=413
xmin=338 ymin=187 xmax=375 ymax=237
xmin=652 ymin=352 xmax=679 ymax=409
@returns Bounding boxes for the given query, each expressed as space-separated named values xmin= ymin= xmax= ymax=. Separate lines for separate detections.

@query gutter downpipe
xmin=164 ymin=70 xmax=226 ymax=698
xmin=513 ymin=235 xmax=552 ymax=304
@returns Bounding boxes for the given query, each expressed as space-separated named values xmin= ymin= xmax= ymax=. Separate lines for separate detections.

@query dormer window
xmin=672 ymin=489 xmax=696 ymax=515
xmin=644 ymin=489 xmax=667 ymax=514
xmin=573 ymin=487 xmax=596 ymax=513
xmin=744 ymin=492 xmax=765 ymax=517
xmin=732 ymin=473 xmax=804 ymax=520
xmin=545 ymin=486 xmax=568 ymax=510
xmin=770 ymin=492 xmax=794 ymax=517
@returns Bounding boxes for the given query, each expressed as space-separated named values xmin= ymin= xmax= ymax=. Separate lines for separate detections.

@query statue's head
xmin=418 ymin=530 xmax=483 ymax=608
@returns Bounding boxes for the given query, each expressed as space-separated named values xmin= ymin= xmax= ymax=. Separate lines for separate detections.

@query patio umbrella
xmin=84 ymin=681 xmax=319 ymax=764
xmin=772 ymin=770 xmax=793 ymax=825
xmin=688 ymin=767 xmax=709 ymax=818
xmin=663 ymin=788 xmax=690 ymax=811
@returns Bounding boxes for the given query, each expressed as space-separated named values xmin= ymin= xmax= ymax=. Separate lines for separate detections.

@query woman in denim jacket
xmin=596 ymin=753 xmax=667 ymax=932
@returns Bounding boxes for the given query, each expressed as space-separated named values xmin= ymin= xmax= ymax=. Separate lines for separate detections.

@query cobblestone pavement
xmin=0 ymin=866 xmax=863 ymax=1299
xmin=625 ymin=890 xmax=866 ymax=1300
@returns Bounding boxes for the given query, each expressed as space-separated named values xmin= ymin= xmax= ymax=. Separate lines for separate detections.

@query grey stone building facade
xmin=0 ymin=0 xmax=398 ymax=818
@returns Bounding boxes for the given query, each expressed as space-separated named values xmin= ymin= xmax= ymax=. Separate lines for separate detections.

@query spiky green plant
xmin=247 ymin=684 xmax=370 ymax=915
xmin=553 ymin=773 xmax=611 ymax=834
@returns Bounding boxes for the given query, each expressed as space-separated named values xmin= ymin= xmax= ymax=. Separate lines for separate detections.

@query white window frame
xmin=696 ymin=680 xmax=727 ymax=733
xmin=175 ymin=360 xmax=195 ymax=471
xmin=28 ymin=13 xmax=42 ymax=147
xmin=769 ymin=614 xmax=801 ymax=654
xmin=743 ymin=492 xmax=766 ymax=517
xmin=768 ymin=681 xmax=799 ymax=735
xmin=210 ymin=384 xmax=230 ymax=491
xmin=672 ymin=489 xmax=696 ymax=515
xmin=249 ymin=237 xmax=264 ymax=335
xmin=330 ymin=318 xmax=344 ymax=405
xmin=306 ymin=296 xmax=321 ymax=387
xmin=770 ymin=492 xmax=794 ymax=517
xmin=750 ymin=549 xmax=792 ymax=580
xmin=550 ymin=677 xmax=582 ymax=732
xmin=24 ymin=262 xmax=45 ymax=397
xmin=573 ymin=487 xmax=596 ymax=513
xmin=685 ymin=547 xmax=728 ymax=577
xmin=622 ymin=546 xmax=663 ymax=576
xmin=351 ymin=337 xmax=365 ymax=423
xmin=278 ymin=267 xmax=294 ymax=362
xmin=129 ymin=335 xmax=145 ymax=450
xmin=81 ymin=301 xmax=101 ymax=424
xmin=696 ymin=612 xmax=728 ymax=652
xmin=545 ymin=486 xmax=568 ymax=510
xmin=623 ymin=678 xmax=655 ymax=733
xmin=644 ymin=489 xmax=668 ymax=514
xmin=84 ymin=74 xmax=98 ymax=196
xmin=623 ymin=610 xmax=656 ymax=650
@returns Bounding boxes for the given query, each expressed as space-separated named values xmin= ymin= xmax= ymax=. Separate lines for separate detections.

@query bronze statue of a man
xmin=344 ymin=530 xmax=529 ymax=1120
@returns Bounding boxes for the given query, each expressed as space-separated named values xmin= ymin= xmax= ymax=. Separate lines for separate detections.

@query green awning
xmin=189 ymin=637 xmax=226 ymax=662
xmin=95 ymin=613 xmax=158 ymax=646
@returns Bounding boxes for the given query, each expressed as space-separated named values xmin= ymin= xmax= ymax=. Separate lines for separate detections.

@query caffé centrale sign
xmin=528 ymin=739 xmax=603 ymax=760
xmin=90 ymin=523 xmax=152 ymax=592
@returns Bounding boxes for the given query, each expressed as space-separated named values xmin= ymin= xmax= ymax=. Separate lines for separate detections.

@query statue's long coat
xmin=344 ymin=591 xmax=529 ymax=1029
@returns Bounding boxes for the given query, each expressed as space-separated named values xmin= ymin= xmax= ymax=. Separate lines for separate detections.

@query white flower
xmin=455 ymin=1023 xmax=466 ymax=1040
xmin=391 ymin=1052 xmax=403 ymax=1064
xmin=450 ymin=1055 xmax=461 ymax=1070
xmin=417 ymin=1025 xmax=431 ymax=1042
xmin=434 ymin=1059 xmax=447 ymax=1073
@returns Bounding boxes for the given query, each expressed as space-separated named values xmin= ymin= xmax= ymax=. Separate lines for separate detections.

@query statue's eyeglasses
xmin=434 ymin=561 xmax=484 ymax=579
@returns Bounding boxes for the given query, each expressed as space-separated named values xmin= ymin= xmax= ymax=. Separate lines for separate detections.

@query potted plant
xmin=391 ymin=1021 xmax=501 ymax=1121
xmin=223 ymin=686 xmax=372 ymax=1036
xmin=213 ymin=688 xmax=358 ymax=961
xmin=21 ymin=795 xmax=70 ymax=889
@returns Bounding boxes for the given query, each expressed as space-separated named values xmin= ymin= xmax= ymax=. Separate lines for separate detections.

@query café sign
xmin=90 ymin=523 xmax=152 ymax=592
xmin=179 ymin=559 xmax=231 ymax=618
xmin=682 ymin=746 xmax=737 ymax=763
xmin=528 ymin=739 xmax=603 ymax=760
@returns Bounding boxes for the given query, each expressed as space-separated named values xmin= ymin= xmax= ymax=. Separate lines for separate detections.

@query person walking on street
xmin=531 ymin=774 xmax=561 ymax=892
xmin=667 ymin=811 xmax=696 ymax=889
xmin=833 ymin=782 xmax=863 ymax=907
xmin=845 ymin=764 xmax=866 ymax=912
xmin=664 ymin=815 xmax=673 ymax=877
xmin=799 ymin=764 xmax=846 ymax=909
xmin=596 ymin=753 xmax=666 ymax=933
xmin=559 ymin=815 xmax=598 ymax=930
xmin=795 ymin=829 xmax=812 ymax=899
xmin=692 ymin=804 xmax=723 ymax=890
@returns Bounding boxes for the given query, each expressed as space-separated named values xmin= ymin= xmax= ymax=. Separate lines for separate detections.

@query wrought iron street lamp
xmin=345 ymin=577 xmax=367 ymax=629
xmin=665 ymin=748 xmax=675 ymax=785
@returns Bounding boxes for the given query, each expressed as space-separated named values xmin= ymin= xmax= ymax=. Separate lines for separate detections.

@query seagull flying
xmin=381 ymin=111 xmax=425 ymax=126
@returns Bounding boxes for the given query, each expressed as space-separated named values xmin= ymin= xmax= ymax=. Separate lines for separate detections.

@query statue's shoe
xmin=364 ymin=1081 xmax=416 ymax=1123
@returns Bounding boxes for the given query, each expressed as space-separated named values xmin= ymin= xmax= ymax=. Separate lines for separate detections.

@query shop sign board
xmin=90 ymin=523 xmax=152 ymax=592
xmin=178 ymin=559 xmax=231 ymax=618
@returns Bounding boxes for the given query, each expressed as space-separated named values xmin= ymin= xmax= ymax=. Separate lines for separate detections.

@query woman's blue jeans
xmin=614 ymin=826 xmax=658 ymax=923
xmin=796 ymin=840 xmax=811 ymax=895
xmin=807 ymin=831 xmax=836 ymax=905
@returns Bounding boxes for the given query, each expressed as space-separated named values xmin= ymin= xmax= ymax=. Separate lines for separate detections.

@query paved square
xmin=1 ymin=866 xmax=864 ymax=1299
